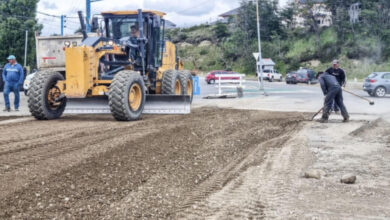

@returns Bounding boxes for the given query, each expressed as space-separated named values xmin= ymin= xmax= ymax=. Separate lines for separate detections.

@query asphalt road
xmin=193 ymin=77 xmax=390 ymax=118
xmin=0 ymin=77 xmax=389 ymax=118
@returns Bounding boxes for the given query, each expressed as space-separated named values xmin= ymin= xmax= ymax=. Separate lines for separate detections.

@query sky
xmin=37 ymin=0 xmax=290 ymax=36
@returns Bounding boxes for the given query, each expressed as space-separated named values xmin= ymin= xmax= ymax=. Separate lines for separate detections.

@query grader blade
xmin=64 ymin=95 xmax=191 ymax=115
xmin=64 ymin=97 xmax=111 ymax=114
xmin=143 ymin=95 xmax=191 ymax=114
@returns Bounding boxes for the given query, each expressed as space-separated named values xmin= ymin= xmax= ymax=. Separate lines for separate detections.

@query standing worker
xmin=2 ymin=55 xmax=24 ymax=112
xmin=325 ymin=59 xmax=346 ymax=86
xmin=325 ymin=59 xmax=346 ymax=113
xmin=318 ymin=71 xmax=349 ymax=123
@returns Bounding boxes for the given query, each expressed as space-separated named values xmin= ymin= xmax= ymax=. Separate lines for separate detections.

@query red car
xmin=205 ymin=70 xmax=240 ymax=84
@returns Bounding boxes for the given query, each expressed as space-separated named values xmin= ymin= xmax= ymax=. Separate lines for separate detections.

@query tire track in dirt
xmin=175 ymin=125 xmax=306 ymax=219
xmin=0 ymin=108 xmax=305 ymax=219
xmin=103 ymin=117 xmax=303 ymax=219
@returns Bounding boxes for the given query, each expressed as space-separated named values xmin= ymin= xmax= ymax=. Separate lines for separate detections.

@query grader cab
xmin=28 ymin=9 xmax=192 ymax=121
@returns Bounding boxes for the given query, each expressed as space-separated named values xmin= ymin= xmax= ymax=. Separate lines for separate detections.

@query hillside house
xmin=349 ymin=3 xmax=361 ymax=24
xmin=293 ymin=0 xmax=332 ymax=28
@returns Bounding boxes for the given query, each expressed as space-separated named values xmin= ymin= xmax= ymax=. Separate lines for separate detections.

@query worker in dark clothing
xmin=325 ymin=59 xmax=346 ymax=86
xmin=318 ymin=71 xmax=349 ymax=123
xmin=325 ymin=60 xmax=346 ymax=113
xmin=128 ymin=25 xmax=141 ymax=66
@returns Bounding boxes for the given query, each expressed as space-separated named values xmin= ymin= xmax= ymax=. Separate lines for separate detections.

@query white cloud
xmin=37 ymin=0 xmax=290 ymax=36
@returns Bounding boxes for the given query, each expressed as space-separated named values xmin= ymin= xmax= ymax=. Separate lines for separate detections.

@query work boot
xmin=343 ymin=116 xmax=349 ymax=123
xmin=317 ymin=118 xmax=328 ymax=123
xmin=3 ymin=107 xmax=10 ymax=112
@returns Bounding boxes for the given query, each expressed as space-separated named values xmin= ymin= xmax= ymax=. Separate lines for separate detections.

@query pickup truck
xmin=259 ymin=69 xmax=283 ymax=82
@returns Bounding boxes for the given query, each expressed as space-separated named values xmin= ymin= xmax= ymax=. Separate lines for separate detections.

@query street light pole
xmin=86 ymin=0 xmax=102 ymax=32
xmin=61 ymin=15 xmax=64 ymax=36
xmin=24 ymin=30 xmax=28 ymax=67
xmin=256 ymin=0 xmax=267 ymax=96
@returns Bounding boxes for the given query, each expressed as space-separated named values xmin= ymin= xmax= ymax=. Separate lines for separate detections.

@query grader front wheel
xmin=109 ymin=70 xmax=146 ymax=121
xmin=28 ymin=71 xmax=66 ymax=120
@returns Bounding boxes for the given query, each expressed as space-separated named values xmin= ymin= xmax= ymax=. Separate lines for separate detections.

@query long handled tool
xmin=311 ymin=106 xmax=324 ymax=121
xmin=342 ymin=88 xmax=375 ymax=105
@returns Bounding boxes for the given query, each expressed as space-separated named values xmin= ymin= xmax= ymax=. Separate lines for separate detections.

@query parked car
xmin=285 ymin=71 xmax=297 ymax=84
xmin=363 ymin=72 xmax=390 ymax=97
xmin=205 ymin=70 xmax=240 ymax=84
xmin=296 ymin=68 xmax=317 ymax=84
xmin=259 ymin=69 xmax=282 ymax=82
xmin=23 ymin=70 xmax=38 ymax=95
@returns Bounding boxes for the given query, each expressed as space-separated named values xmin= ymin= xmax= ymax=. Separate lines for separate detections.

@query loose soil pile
xmin=0 ymin=108 xmax=304 ymax=219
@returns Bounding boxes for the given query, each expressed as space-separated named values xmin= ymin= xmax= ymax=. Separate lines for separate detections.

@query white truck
xmin=261 ymin=69 xmax=283 ymax=82
xmin=23 ymin=35 xmax=84 ymax=95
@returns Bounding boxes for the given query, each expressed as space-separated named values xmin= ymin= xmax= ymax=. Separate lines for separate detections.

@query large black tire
xmin=162 ymin=70 xmax=182 ymax=95
xmin=28 ymin=71 xmax=66 ymax=120
xmin=178 ymin=70 xmax=194 ymax=103
xmin=108 ymin=70 xmax=146 ymax=121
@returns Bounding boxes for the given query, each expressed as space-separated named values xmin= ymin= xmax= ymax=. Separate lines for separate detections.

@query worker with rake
xmin=325 ymin=60 xmax=346 ymax=114
xmin=318 ymin=71 xmax=349 ymax=123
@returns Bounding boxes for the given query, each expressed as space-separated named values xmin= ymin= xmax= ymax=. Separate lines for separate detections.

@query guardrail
xmin=215 ymin=74 xmax=246 ymax=96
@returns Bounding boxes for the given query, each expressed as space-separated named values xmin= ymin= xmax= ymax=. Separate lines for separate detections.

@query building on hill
xmin=349 ymin=3 xmax=362 ymax=24
xmin=165 ymin=20 xmax=177 ymax=29
xmin=217 ymin=0 xmax=255 ymax=23
xmin=293 ymin=0 xmax=332 ymax=28
xmin=218 ymin=8 xmax=240 ymax=24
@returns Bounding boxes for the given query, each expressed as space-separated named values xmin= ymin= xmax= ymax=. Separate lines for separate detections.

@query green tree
xmin=0 ymin=0 xmax=42 ymax=68
xmin=223 ymin=0 xmax=284 ymax=73
xmin=213 ymin=22 xmax=229 ymax=40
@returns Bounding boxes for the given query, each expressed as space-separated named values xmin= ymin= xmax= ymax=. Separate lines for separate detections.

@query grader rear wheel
xmin=178 ymin=70 xmax=193 ymax=103
xmin=162 ymin=70 xmax=182 ymax=95
xmin=28 ymin=71 xmax=66 ymax=120
xmin=109 ymin=70 xmax=146 ymax=121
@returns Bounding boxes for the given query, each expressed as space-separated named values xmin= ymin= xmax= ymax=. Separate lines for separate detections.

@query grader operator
xmin=28 ymin=9 xmax=193 ymax=121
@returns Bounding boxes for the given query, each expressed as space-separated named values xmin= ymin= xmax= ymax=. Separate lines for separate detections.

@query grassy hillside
xmin=167 ymin=24 xmax=390 ymax=79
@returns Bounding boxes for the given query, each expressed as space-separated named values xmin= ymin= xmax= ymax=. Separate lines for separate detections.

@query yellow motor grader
xmin=28 ymin=9 xmax=192 ymax=121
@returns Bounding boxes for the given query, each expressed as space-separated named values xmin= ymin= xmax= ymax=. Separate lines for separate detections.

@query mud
xmin=0 ymin=108 xmax=304 ymax=219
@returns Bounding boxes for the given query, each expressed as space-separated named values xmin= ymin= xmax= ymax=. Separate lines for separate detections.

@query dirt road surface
xmin=0 ymin=108 xmax=389 ymax=219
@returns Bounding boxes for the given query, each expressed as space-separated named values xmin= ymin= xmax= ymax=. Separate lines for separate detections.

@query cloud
xmin=37 ymin=0 xmax=241 ymax=35
xmin=42 ymin=1 xmax=57 ymax=10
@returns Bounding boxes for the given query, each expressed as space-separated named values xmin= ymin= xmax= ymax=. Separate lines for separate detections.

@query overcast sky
xmin=37 ymin=0 xmax=290 ymax=36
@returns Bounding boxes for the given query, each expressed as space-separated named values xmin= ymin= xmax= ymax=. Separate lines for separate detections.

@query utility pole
xmin=61 ymin=15 xmax=64 ymax=36
xmin=256 ymin=0 xmax=267 ymax=96
xmin=24 ymin=30 xmax=28 ymax=67
xmin=86 ymin=0 xmax=102 ymax=32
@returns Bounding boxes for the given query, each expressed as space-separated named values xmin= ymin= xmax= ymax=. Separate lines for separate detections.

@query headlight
xmin=102 ymin=41 xmax=107 ymax=46
xmin=72 ymin=41 xmax=77 ymax=46
xmin=108 ymin=40 xmax=114 ymax=46
xmin=64 ymin=41 xmax=71 ymax=47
